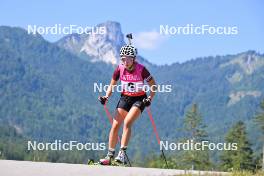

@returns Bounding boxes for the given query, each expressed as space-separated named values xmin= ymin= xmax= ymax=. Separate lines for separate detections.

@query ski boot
xmin=114 ymin=147 xmax=131 ymax=166
xmin=99 ymin=150 xmax=115 ymax=165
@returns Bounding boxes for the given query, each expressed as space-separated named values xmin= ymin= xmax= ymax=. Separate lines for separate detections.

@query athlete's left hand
xmin=143 ymin=96 xmax=152 ymax=107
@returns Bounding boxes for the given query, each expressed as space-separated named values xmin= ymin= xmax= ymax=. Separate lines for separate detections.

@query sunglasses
xmin=121 ymin=57 xmax=134 ymax=63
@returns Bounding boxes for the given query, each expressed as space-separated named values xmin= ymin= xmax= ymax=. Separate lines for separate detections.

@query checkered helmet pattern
xmin=120 ymin=45 xmax=137 ymax=57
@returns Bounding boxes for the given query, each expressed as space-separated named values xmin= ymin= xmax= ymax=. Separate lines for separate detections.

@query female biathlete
xmin=98 ymin=36 xmax=157 ymax=165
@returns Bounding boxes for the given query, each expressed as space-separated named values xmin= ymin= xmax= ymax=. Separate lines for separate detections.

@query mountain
xmin=56 ymin=21 xmax=153 ymax=67
xmin=0 ymin=25 xmax=264 ymax=164
xmin=152 ymin=51 xmax=264 ymax=129
xmin=0 ymin=26 xmax=116 ymax=140
xmin=56 ymin=21 xmax=123 ymax=65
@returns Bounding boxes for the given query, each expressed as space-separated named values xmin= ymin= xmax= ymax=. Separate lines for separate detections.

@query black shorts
xmin=116 ymin=94 xmax=147 ymax=113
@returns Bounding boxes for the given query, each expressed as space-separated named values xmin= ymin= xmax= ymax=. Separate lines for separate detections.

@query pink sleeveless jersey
xmin=119 ymin=63 xmax=146 ymax=96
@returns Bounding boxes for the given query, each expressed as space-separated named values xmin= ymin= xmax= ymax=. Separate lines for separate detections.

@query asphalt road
xmin=0 ymin=160 xmax=229 ymax=176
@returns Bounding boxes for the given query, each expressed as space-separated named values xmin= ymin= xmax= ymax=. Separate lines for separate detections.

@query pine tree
xmin=255 ymin=100 xmax=264 ymax=170
xmin=181 ymin=103 xmax=211 ymax=170
xmin=184 ymin=104 xmax=207 ymax=141
xmin=220 ymin=121 xmax=254 ymax=171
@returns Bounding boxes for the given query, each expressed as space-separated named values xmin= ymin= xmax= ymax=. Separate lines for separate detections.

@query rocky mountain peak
xmin=56 ymin=21 xmax=125 ymax=65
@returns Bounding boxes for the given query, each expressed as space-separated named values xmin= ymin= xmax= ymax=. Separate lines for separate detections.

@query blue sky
xmin=1 ymin=0 xmax=263 ymax=65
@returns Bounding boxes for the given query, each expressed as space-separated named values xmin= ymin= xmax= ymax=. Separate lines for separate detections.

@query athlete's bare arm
xmin=147 ymin=78 xmax=156 ymax=100
xmin=105 ymin=78 xmax=117 ymax=98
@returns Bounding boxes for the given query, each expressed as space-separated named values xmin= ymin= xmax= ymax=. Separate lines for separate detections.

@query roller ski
xmin=87 ymin=148 xmax=131 ymax=167
xmin=87 ymin=157 xmax=116 ymax=166
xmin=87 ymin=158 xmax=130 ymax=167
xmin=87 ymin=152 xmax=114 ymax=166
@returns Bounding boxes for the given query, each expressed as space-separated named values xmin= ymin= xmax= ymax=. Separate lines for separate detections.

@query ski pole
xmin=146 ymin=107 xmax=169 ymax=169
xmin=124 ymin=150 xmax=132 ymax=167
xmin=99 ymin=96 xmax=121 ymax=143
xmin=103 ymin=103 xmax=121 ymax=143
xmin=103 ymin=104 xmax=113 ymax=124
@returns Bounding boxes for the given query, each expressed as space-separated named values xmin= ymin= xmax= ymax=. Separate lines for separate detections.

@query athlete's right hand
xmin=98 ymin=96 xmax=108 ymax=105
xmin=143 ymin=97 xmax=151 ymax=107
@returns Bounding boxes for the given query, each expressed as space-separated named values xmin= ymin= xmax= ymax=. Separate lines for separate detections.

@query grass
xmin=172 ymin=170 xmax=264 ymax=176
xmin=230 ymin=170 xmax=264 ymax=176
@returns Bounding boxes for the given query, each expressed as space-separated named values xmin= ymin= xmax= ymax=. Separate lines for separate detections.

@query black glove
xmin=143 ymin=97 xmax=152 ymax=107
xmin=98 ymin=96 xmax=108 ymax=105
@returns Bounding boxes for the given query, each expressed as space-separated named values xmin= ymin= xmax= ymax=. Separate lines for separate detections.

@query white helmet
xmin=120 ymin=45 xmax=137 ymax=58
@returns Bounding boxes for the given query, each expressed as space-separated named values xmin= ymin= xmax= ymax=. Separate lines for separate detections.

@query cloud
xmin=134 ymin=31 xmax=167 ymax=50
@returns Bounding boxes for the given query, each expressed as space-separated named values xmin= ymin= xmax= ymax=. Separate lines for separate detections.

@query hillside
xmin=0 ymin=25 xmax=264 ymax=164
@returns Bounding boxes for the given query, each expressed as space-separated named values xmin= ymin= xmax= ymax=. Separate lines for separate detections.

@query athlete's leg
xmin=121 ymin=106 xmax=141 ymax=147
xmin=100 ymin=108 xmax=128 ymax=165
xmin=109 ymin=108 xmax=127 ymax=149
